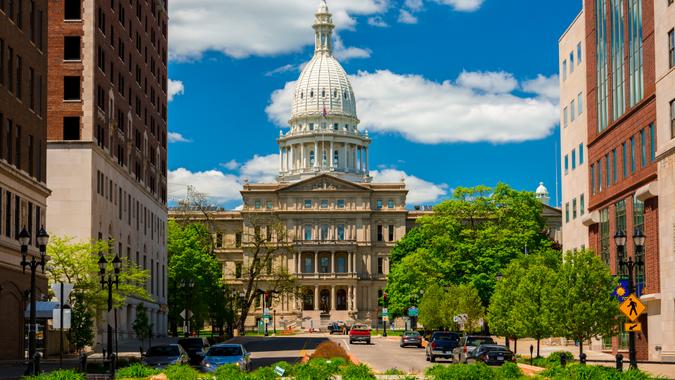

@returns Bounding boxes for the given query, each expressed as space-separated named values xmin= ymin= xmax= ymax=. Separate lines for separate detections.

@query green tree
xmin=133 ymin=303 xmax=152 ymax=351
xmin=387 ymin=184 xmax=552 ymax=316
xmin=549 ymin=250 xmax=618 ymax=356
xmin=418 ymin=284 xmax=447 ymax=330
xmin=517 ymin=263 xmax=556 ymax=357
xmin=69 ymin=292 xmax=94 ymax=353
xmin=488 ymin=259 xmax=527 ymax=352
xmin=454 ymin=283 xmax=485 ymax=333
xmin=167 ymin=221 xmax=224 ymax=336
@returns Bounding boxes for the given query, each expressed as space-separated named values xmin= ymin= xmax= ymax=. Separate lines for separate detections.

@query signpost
xmin=624 ymin=322 xmax=642 ymax=333
xmin=52 ymin=283 xmax=74 ymax=368
xmin=408 ymin=307 xmax=419 ymax=331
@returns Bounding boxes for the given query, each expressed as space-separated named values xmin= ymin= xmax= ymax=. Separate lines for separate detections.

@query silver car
xmin=141 ymin=344 xmax=190 ymax=368
xmin=201 ymin=344 xmax=251 ymax=373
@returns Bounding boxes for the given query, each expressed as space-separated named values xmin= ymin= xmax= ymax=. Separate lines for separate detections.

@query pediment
xmin=278 ymin=174 xmax=371 ymax=193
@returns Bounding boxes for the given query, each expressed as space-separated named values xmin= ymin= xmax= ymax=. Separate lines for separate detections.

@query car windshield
xmin=352 ymin=324 xmax=369 ymax=330
xmin=147 ymin=346 xmax=179 ymax=357
xmin=404 ymin=332 xmax=420 ymax=337
xmin=178 ymin=339 xmax=204 ymax=349
xmin=479 ymin=345 xmax=510 ymax=353
xmin=434 ymin=333 xmax=459 ymax=341
xmin=207 ymin=346 xmax=243 ymax=357
xmin=467 ymin=337 xmax=496 ymax=346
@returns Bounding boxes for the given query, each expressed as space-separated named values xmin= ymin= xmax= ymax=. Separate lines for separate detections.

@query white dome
xmin=291 ymin=54 xmax=357 ymax=121
xmin=536 ymin=182 xmax=549 ymax=195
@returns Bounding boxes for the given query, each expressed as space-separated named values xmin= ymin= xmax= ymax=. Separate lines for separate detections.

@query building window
xmin=266 ymin=201 xmax=273 ymax=209
xmin=671 ymin=100 xmax=675 ymax=139
xmin=565 ymin=203 xmax=569 ymax=223
xmin=669 ymin=29 xmax=675 ymax=69
xmin=387 ymin=200 xmax=394 ymax=209
xmin=254 ymin=200 xmax=261 ymax=209
xmin=597 ymin=159 xmax=603 ymax=192
xmin=580 ymin=194 xmax=585 ymax=216
xmin=612 ymin=149 xmax=617 ymax=183
xmin=64 ymin=0 xmax=81 ymax=20
xmin=337 ymin=224 xmax=345 ymax=241
xmin=571 ymin=100 xmax=576 ymax=121
xmin=640 ymin=129 xmax=646 ymax=168
xmin=235 ymin=232 xmax=242 ymax=247
xmin=596 ymin=0 xmax=609 ymax=132
xmin=377 ymin=257 xmax=384 ymax=275
xmin=304 ymin=199 xmax=312 ymax=209
xmin=216 ymin=233 xmax=222 ymax=248
xmin=577 ymin=42 xmax=583 ymax=64
xmin=611 ymin=0 xmax=626 ymax=119
xmin=563 ymin=107 xmax=568 ymax=128
xmin=572 ymin=198 xmax=577 ymax=220
xmin=388 ymin=225 xmax=394 ymax=241
xmin=628 ymin=0 xmax=644 ymax=106
xmin=649 ymin=123 xmax=655 ymax=162
xmin=578 ymin=92 xmax=583 ymax=114
xmin=564 ymin=155 xmax=569 ymax=174
xmin=63 ymin=36 xmax=81 ymax=60
xmin=337 ymin=199 xmax=345 ymax=209
xmin=304 ymin=224 xmax=312 ymax=240
xmin=633 ymin=196 xmax=645 ymax=286
xmin=605 ymin=154 xmax=611 ymax=188
xmin=579 ymin=143 xmax=584 ymax=165
xmin=622 ymin=142 xmax=627 ymax=178
xmin=615 ymin=199 xmax=626 ymax=275
xmin=600 ymin=208 xmax=610 ymax=266
xmin=376 ymin=199 xmax=382 ymax=209
xmin=309 ymin=150 xmax=315 ymax=166
xmin=320 ymin=256 xmax=329 ymax=273
xmin=63 ymin=117 xmax=80 ymax=140
xmin=630 ymin=136 xmax=636 ymax=173
xmin=377 ymin=225 xmax=383 ymax=241
xmin=562 ymin=59 xmax=567 ymax=80
xmin=320 ymin=224 xmax=328 ymax=240
xmin=572 ymin=149 xmax=576 ymax=170
xmin=570 ymin=51 xmax=575 ymax=72
xmin=320 ymin=200 xmax=328 ymax=209
xmin=235 ymin=263 xmax=242 ymax=278
xmin=63 ymin=76 xmax=81 ymax=100
xmin=591 ymin=164 xmax=595 ymax=195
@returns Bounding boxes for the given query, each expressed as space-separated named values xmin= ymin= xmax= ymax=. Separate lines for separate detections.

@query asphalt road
xmin=228 ymin=335 xmax=331 ymax=370
xmin=329 ymin=335 xmax=440 ymax=375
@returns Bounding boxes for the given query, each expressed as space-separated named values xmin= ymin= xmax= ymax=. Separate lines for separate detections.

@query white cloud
xmin=333 ymin=35 xmax=372 ymax=61
xmin=169 ymin=0 xmax=387 ymax=60
xmin=239 ymin=154 xmax=280 ymax=183
xmin=168 ymin=79 xmax=185 ymax=101
xmin=265 ymin=64 xmax=301 ymax=77
xmin=371 ymin=169 xmax=447 ymax=204
xmin=367 ymin=16 xmax=388 ymax=27
xmin=219 ymin=160 xmax=241 ymax=170
xmin=435 ymin=0 xmax=483 ymax=12
xmin=398 ymin=9 xmax=418 ymax=24
xmin=168 ymin=168 xmax=242 ymax=204
xmin=266 ymin=70 xmax=560 ymax=144
xmin=456 ymin=71 xmax=518 ymax=94
xmin=168 ymin=132 xmax=191 ymax=143
xmin=404 ymin=0 xmax=424 ymax=11
xmin=522 ymin=74 xmax=561 ymax=102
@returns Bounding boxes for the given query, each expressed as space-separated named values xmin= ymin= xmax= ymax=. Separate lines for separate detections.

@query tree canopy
xmin=387 ymin=184 xmax=552 ymax=317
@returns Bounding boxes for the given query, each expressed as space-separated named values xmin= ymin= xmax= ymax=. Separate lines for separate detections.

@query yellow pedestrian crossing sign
xmin=619 ymin=294 xmax=645 ymax=322
xmin=624 ymin=322 xmax=642 ymax=332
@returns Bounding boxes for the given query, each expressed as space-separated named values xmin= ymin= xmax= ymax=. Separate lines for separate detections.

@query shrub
xmin=540 ymin=363 xmax=660 ymax=380
xmin=24 ymin=370 xmax=86 ymax=380
xmin=293 ymin=358 xmax=342 ymax=380
xmin=497 ymin=362 xmax=524 ymax=379
xmin=116 ymin=363 xmax=160 ymax=379
xmin=425 ymin=363 xmax=508 ymax=380
xmin=247 ymin=366 xmax=278 ymax=380
xmin=162 ymin=364 xmax=200 ymax=380
xmin=214 ymin=364 xmax=247 ymax=380
xmin=309 ymin=341 xmax=351 ymax=362
xmin=341 ymin=363 xmax=375 ymax=380
xmin=384 ymin=368 xmax=405 ymax=375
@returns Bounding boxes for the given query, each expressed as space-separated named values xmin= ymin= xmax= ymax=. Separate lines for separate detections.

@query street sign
xmin=51 ymin=283 xmax=74 ymax=305
xmin=383 ymin=316 xmax=389 ymax=322
xmin=180 ymin=310 xmax=193 ymax=320
xmin=274 ymin=366 xmax=285 ymax=376
xmin=53 ymin=308 xmax=72 ymax=329
xmin=408 ymin=307 xmax=418 ymax=317
xmin=624 ymin=322 xmax=642 ymax=333
xmin=619 ymin=294 xmax=645 ymax=322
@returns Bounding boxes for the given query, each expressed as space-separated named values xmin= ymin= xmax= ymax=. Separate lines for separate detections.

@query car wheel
xmin=349 ymin=340 xmax=353 ymax=344
xmin=400 ymin=344 xmax=404 ymax=348
xmin=426 ymin=354 xmax=430 ymax=362
xmin=430 ymin=355 xmax=436 ymax=363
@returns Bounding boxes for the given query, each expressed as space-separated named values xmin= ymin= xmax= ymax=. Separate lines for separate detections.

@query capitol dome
xmin=277 ymin=0 xmax=371 ymax=184
xmin=535 ymin=182 xmax=550 ymax=205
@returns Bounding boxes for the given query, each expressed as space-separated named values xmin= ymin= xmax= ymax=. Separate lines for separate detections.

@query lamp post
xmin=20 ymin=226 xmax=49 ymax=376
xmin=382 ymin=292 xmax=388 ymax=337
xmin=617 ymin=229 xmax=644 ymax=370
xmin=181 ymin=279 xmax=195 ymax=336
xmin=98 ymin=253 xmax=121 ymax=361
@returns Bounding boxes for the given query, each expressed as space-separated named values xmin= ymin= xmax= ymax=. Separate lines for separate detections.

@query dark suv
xmin=452 ymin=335 xmax=496 ymax=364
xmin=178 ymin=337 xmax=210 ymax=365
xmin=425 ymin=331 xmax=460 ymax=362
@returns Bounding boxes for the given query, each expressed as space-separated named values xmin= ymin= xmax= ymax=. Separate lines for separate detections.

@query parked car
xmin=472 ymin=344 xmax=516 ymax=365
xmin=349 ymin=323 xmax=371 ymax=344
xmin=141 ymin=344 xmax=190 ymax=369
xmin=201 ymin=344 xmax=251 ymax=373
xmin=178 ymin=337 xmax=210 ymax=365
xmin=425 ymin=331 xmax=460 ymax=362
xmin=452 ymin=335 xmax=497 ymax=364
xmin=400 ymin=331 xmax=423 ymax=348
xmin=327 ymin=321 xmax=347 ymax=334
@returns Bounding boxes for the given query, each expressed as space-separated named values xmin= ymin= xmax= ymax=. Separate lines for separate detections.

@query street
xmin=330 ymin=335 xmax=434 ymax=374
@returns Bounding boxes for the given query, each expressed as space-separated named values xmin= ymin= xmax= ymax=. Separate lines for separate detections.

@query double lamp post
xmin=98 ymin=252 xmax=121 ymax=363
xmin=19 ymin=226 xmax=50 ymax=376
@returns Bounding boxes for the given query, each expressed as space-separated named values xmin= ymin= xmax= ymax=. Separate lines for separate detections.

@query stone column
xmin=279 ymin=147 xmax=283 ymax=172
xmin=314 ymin=141 xmax=319 ymax=168
xmin=331 ymin=251 xmax=335 ymax=273
xmin=348 ymin=252 xmax=352 ymax=273
xmin=329 ymin=141 xmax=334 ymax=168
xmin=348 ymin=286 xmax=353 ymax=311
xmin=296 ymin=252 xmax=301 ymax=274
xmin=290 ymin=145 xmax=294 ymax=171
xmin=353 ymin=286 xmax=358 ymax=311
xmin=314 ymin=252 xmax=318 ymax=274
xmin=352 ymin=144 xmax=357 ymax=172
xmin=359 ymin=146 xmax=363 ymax=173
xmin=365 ymin=146 xmax=369 ymax=174
xmin=331 ymin=286 xmax=336 ymax=311
xmin=314 ymin=285 xmax=319 ymax=311
xmin=343 ymin=143 xmax=347 ymax=170
xmin=301 ymin=143 xmax=305 ymax=170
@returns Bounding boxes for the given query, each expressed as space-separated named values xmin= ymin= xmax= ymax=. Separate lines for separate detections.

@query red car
xmin=349 ymin=323 xmax=371 ymax=344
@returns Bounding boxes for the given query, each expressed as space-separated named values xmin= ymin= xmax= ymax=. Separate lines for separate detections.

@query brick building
xmin=579 ymin=0 xmax=660 ymax=360
xmin=45 ymin=0 xmax=169 ymax=347
xmin=0 ymin=0 xmax=50 ymax=360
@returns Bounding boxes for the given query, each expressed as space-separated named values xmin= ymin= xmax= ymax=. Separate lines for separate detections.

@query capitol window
xmin=310 ymin=151 xmax=315 ymax=166
xmin=322 ymin=89 xmax=326 ymax=97
xmin=337 ymin=199 xmax=345 ymax=208
xmin=309 ymin=123 xmax=314 ymax=130
xmin=310 ymin=90 xmax=314 ymax=98
xmin=321 ymin=200 xmax=328 ymax=208
xmin=334 ymin=150 xmax=339 ymax=166
xmin=304 ymin=199 xmax=312 ymax=209
xmin=321 ymin=224 xmax=329 ymax=240
xmin=255 ymin=200 xmax=261 ymax=209
xmin=337 ymin=224 xmax=345 ymax=241
xmin=304 ymin=224 xmax=313 ymax=240
xmin=387 ymin=200 xmax=394 ymax=209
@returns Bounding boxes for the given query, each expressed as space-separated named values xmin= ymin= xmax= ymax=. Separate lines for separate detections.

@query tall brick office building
xmin=0 ymin=0 xmax=50 ymax=360
xmin=45 ymin=0 xmax=170 ymax=347
xmin=581 ymin=0 xmax=660 ymax=360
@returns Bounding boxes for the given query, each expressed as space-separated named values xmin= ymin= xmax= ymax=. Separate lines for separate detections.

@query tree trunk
xmin=514 ymin=338 xmax=518 ymax=355
xmin=537 ymin=338 xmax=541 ymax=358
xmin=579 ymin=339 xmax=584 ymax=357
xmin=505 ymin=337 xmax=510 ymax=350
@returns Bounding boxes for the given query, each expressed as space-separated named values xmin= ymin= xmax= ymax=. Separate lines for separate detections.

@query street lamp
xmin=496 ymin=272 xmax=504 ymax=282
xmin=382 ymin=292 xmax=388 ymax=337
xmin=20 ymin=226 xmax=49 ymax=375
xmin=98 ymin=253 xmax=121 ymax=362
xmin=618 ymin=229 xmax=644 ymax=370
xmin=181 ymin=279 xmax=195 ymax=336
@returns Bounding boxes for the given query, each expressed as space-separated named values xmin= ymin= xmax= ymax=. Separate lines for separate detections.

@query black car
xmin=425 ymin=331 xmax=460 ymax=362
xmin=452 ymin=335 xmax=497 ymax=364
xmin=472 ymin=344 xmax=516 ymax=365
xmin=327 ymin=322 xmax=346 ymax=335
xmin=178 ymin=337 xmax=210 ymax=365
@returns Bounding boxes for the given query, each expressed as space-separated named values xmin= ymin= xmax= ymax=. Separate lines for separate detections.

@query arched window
xmin=322 ymin=150 xmax=328 ymax=167
xmin=333 ymin=123 xmax=338 ymax=130
xmin=310 ymin=151 xmax=315 ymax=166
xmin=333 ymin=89 xmax=337 ymax=98
xmin=309 ymin=123 xmax=314 ymax=131
xmin=310 ymin=90 xmax=314 ymax=98
xmin=334 ymin=150 xmax=339 ymax=166
xmin=337 ymin=289 xmax=347 ymax=310
xmin=322 ymin=89 xmax=326 ymax=97
xmin=343 ymin=91 xmax=347 ymax=99
xmin=300 ymin=91 xmax=304 ymax=99
xmin=303 ymin=288 xmax=314 ymax=310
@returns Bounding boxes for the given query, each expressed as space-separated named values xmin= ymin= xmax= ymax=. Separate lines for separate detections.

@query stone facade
xmin=0 ymin=0 xmax=50 ymax=360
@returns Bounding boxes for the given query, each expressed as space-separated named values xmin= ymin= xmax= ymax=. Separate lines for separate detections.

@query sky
xmin=166 ymin=0 xmax=583 ymax=209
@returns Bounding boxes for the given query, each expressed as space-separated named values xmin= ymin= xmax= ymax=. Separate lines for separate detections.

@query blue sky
xmin=166 ymin=0 xmax=583 ymax=209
